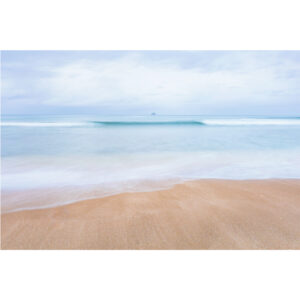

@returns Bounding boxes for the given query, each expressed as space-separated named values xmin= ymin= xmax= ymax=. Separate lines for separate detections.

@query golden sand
xmin=1 ymin=179 xmax=300 ymax=249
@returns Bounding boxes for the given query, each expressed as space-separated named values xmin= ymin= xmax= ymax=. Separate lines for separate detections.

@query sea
xmin=2 ymin=114 xmax=300 ymax=212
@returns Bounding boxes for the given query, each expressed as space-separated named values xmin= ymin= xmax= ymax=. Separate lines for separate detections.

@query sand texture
xmin=1 ymin=179 xmax=300 ymax=249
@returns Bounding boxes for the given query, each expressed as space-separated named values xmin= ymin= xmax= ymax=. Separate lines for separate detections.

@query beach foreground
xmin=2 ymin=179 xmax=300 ymax=250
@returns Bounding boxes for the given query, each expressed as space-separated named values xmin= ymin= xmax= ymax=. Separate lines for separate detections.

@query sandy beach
xmin=1 ymin=179 xmax=300 ymax=250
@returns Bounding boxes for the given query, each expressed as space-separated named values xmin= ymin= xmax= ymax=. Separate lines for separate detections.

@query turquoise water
xmin=2 ymin=115 xmax=300 ymax=211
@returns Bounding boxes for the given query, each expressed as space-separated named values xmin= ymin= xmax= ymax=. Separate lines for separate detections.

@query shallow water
xmin=2 ymin=114 xmax=300 ymax=212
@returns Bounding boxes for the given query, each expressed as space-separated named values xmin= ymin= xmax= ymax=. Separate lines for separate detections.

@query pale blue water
xmin=2 ymin=115 xmax=300 ymax=212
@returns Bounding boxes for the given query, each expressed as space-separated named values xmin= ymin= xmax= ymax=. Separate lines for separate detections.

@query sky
xmin=1 ymin=51 xmax=300 ymax=115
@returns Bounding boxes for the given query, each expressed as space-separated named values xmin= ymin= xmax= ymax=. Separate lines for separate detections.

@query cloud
xmin=2 ymin=51 xmax=300 ymax=114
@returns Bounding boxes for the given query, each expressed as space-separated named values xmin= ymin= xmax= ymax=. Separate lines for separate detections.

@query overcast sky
xmin=1 ymin=51 xmax=300 ymax=115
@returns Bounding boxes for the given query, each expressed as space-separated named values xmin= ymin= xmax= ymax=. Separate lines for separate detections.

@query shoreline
xmin=1 ymin=177 xmax=182 ymax=214
xmin=2 ymin=179 xmax=300 ymax=249
xmin=2 ymin=177 xmax=300 ymax=214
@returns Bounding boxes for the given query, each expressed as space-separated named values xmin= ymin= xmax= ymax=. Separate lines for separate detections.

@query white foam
xmin=1 ymin=122 xmax=86 ymax=127
xmin=203 ymin=118 xmax=300 ymax=126
xmin=2 ymin=151 xmax=300 ymax=190
xmin=2 ymin=150 xmax=300 ymax=212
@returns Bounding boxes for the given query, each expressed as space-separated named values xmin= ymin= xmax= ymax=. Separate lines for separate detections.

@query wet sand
xmin=1 ymin=179 xmax=300 ymax=249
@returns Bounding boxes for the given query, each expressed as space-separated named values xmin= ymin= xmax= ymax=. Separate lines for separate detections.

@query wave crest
xmin=2 ymin=118 xmax=300 ymax=127
xmin=91 ymin=120 xmax=205 ymax=126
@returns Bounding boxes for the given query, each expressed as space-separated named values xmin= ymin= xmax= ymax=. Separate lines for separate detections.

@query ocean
xmin=2 ymin=114 xmax=300 ymax=212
